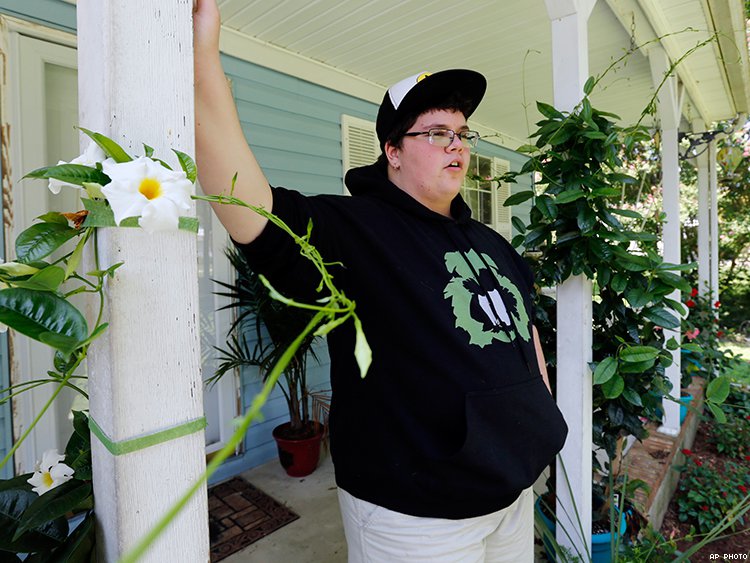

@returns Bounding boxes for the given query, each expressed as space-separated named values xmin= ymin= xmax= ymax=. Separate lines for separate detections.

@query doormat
xmin=208 ymin=476 xmax=300 ymax=561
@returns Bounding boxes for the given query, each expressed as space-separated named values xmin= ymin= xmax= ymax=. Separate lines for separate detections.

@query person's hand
xmin=193 ymin=0 xmax=220 ymax=57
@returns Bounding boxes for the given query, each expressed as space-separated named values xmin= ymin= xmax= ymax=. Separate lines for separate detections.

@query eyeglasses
xmin=402 ymin=128 xmax=480 ymax=148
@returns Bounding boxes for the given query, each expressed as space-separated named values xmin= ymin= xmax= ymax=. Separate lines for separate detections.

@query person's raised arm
xmin=193 ymin=0 xmax=272 ymax=244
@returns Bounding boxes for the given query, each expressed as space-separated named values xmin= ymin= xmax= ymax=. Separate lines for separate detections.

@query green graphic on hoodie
xmin=443 ymin=249 xmax=531 ymax=348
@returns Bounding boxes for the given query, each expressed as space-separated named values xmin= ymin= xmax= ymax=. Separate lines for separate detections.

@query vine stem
xmin=118 ymin=310 xmax=327 ymax=563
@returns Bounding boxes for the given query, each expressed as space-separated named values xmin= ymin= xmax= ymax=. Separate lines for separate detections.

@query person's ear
xmin=384 ymin=141 xmax=401 ymax=171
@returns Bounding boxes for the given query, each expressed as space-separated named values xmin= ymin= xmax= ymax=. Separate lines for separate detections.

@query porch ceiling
xmin=216 ymin=0 xmax=749 ymax=143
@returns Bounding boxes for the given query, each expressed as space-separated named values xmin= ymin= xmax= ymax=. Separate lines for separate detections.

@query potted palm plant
xmin=212 ymin=246 xmax=324 ymax=477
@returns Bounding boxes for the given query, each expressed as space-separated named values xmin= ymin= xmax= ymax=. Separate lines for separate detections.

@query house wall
xmin=0 ymin=3 xmax=533 ymax=481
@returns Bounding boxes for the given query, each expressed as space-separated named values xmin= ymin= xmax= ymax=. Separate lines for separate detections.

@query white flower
xmin=27 ymin=449 xmax=74 ymax=495
xmin=48 ymin=142 xmax=107 ymax=194
xmin=101 ymin=156 xmax=193 ymax=233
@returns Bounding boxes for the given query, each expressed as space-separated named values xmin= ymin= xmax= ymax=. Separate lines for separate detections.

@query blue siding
xmin=0 ymin=0 xmax=76 ymax=33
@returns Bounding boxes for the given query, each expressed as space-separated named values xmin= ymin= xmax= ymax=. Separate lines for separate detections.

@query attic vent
xmin=492 ymin=158 xmax=512 ymax=241
xmin=341 ymin=115 xmax=379 ymax=194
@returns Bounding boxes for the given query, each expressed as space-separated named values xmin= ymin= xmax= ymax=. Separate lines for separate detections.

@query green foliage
xmin=501 ymin=94 xmax=686 ymax=459
xmin=212 ymin=245 xmax=322 ymax=433
xmin=674 ymin=451 xmax=750 ymax=533
xmin=706 ymin=386 xmax=750 ymax=458
xmin=0 ymin=411 xmax=94 ymax=560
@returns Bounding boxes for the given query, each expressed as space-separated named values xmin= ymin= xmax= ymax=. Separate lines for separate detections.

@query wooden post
xmin=77 ymin=1 xmax=209 ymax=560
xmin=709 ymin=140 xmax=719 ymax=302
xmin=649 ymin=46 xmax=682 ymax=436
xmin=694 ymin=120 xmax=710 ymax=296
xmin=544 ymin=0 xmax=596 ymax=558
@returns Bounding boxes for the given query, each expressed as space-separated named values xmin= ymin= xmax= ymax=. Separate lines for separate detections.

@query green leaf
xmin=536 ymin=101 xmax=564 ymax=119
xmin=65 ymin=232 xmax=89 ymax=280
xmin=80 ymin=198 xmax=117 ymax=228
xmin=23 ymin=163 xmax=110 ymax=187
xmin=593 ymin=356 xmax=618 ymax=384
xmin=13 ymin=481 xmax=92 ymax=541
xmin=556 ymin=231 xmax=580 ymax=245
xmin=78 ymin=127 xmax=132 ymax=163
xmin=11 ymin=266 xmax=66 ymax=292
xmin=666 ymin=337 xmax=679 ymax=351
xmin=511 ymin=216 xmax=525 ymax=233
xmin=36 ymin=212 xmax=68 ymax=225
xmin=576 ymin=206 xmax=597 ymax=233
xmin=16 ymin=223 xmax=80 ymax=263
xmin=0 ymin=288 xmax=88 ymax=355
xmin=511 ymin=234 xmax=525 ymax=248
xmin=610 ymin=208 xmax=643 ymax=219
xmin=619 ymin=345 xmax=660 ymax=363
xmin=654 ymin=270 xmax=691 ymax=293
xmin=0 ymin=488 xmax=67 ymax=551
xmin=0 ymin=262 xmax=39 ymax=278
xmin=143 ymin=143 xmax=155 ymax=158
xmin=173 ymin=149 xmax=197 ymax=183
xmin=706 ymin=376 xmax=730 ymax=403
xmin=625 ymin=287 xmax=650 ymax=309
xmin=601 ymin=374 xmax=625 ymax=398
xmin=503 ymin=190 xmax=534 ymax=206
xmin=178 ymin=216 xmax=200 ymax=233
xmin=619 ymin=358 xmax=656 ymax=373
xmin=611 ymin=273 xmax=627 ymax=293
xmin=706 ymin=401 xmax=726 ymax=423
xmin=535 ymin=195 xmax=557 ymax=220
xmin=48 ymin=510 xmax=95 ymax=563
xmin=622 ymin=387 xmax=643 ymax=407
xmin=516 ymin=144 xmax=538 ymax=154
xmin=642 ymin=307 xmax=680 ymax=329
xmin=607 ymin=172 xmax=638 ymax=185
xmin=583 ymin=76 xmax=595 ymax=95
xmin=82 ymin=182 xmax=105 ymax=200
xmin=555 ymin=189 xmax=586 ymax=204
xmin=353 ymin=316 xmax=371 ymax=378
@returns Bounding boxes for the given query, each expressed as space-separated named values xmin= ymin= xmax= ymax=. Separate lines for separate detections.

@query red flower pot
xmin=272 ymin=422 xmax=323 ymax=477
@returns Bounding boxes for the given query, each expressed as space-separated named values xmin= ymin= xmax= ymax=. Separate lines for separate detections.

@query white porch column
xmin=709 ymin=140 xmax=720 ymax=301
xmin=693 ymin=121 xmax=710 ymax=296
xmin=649 ymin=47 xmax=683 ymax=436
xmin=545 ymin=0 xmax=596 ymax=558
xmin=77 ymin=2 xmax=209 ymax=561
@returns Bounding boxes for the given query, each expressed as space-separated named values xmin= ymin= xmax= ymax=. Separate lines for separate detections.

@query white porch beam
xmin=546 ymin=1 xmax=594 ymax=558
xmin=693 ymin=120 xmax=710 ymax=296
xmin=649 ymin=46 xmax=682 ymax=436
xmin=709 ymin=139 xmax=720 ymax=301
xmin=77 ymin=1 xmax=209 ymax=561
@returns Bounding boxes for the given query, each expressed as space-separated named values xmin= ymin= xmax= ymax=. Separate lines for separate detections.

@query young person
xmin=193 ymin=1 xmax=567 ymax=560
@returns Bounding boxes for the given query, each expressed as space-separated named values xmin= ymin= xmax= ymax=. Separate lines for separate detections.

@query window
xmin=461 ymin=155 xmax=512 ymax=240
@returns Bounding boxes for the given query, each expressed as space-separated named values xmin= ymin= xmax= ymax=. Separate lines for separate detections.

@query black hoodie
xmin=238 ymin=162 xmax=567 ymax=519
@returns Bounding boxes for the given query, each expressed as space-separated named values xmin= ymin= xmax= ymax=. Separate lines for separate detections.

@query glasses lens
xmin=460 ymin=131 xmax=480 ymax=148
xmin=428 ymin=129 xmax=453 ymax=147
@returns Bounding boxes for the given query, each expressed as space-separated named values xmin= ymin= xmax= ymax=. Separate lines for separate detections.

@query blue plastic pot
xmin=680 ymin=392 xmax=693 ymax=425
xmin=535 ymin=498 xmax=626 ymax=563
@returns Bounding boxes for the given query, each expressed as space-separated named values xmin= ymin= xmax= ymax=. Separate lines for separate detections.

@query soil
xmin=660 ymin=419 xmax=750 ymax=561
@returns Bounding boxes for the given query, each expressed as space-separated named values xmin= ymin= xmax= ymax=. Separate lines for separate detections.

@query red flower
xmin=717 ymin=331 xmax=725 ymax=338
xmin=739 ymin=485 xmax=748 ymax=493
xmin=701 ymin=505 xmax=709 ymax=511
xmin=686 ymin=299 xmax=696 ymax=308
xmin=714 ymin=301 xmax=721 ymax=308
xmin=723 ymin=491 xmax=728 ymax=497
xmin=695 ymin=459 xmax=703 ymax=466
xmin=745 ymin=455 xmax=750 ymax=461
xmin=691 ymin=287 xmax=698 ymax=297
xmin=681 ymin=448 xmax=693 ymax=456
xmin=746 ymin=415 xmax=750 ymax=421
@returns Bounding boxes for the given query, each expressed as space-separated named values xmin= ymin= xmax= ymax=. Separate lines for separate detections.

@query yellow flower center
xmin=42 ymin=471 xmax=54 ymax=488
xmin=139 ymin=178 xmax=162 ymax=200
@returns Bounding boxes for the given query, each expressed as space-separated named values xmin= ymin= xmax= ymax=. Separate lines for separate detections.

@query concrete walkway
xmin=225 ymin=453 xmax=346 ymax=563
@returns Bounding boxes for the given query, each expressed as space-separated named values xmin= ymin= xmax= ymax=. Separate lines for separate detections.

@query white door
xmin=7 ymin=32 xmax=238 ymax=473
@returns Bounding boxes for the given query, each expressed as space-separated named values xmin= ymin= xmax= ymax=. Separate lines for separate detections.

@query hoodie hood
xmin=345 ymin=162 xmax=472 ymax=224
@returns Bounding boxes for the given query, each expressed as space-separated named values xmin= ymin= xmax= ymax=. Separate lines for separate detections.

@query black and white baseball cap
xmin=375 ymin=69 xmax=487 ymax=150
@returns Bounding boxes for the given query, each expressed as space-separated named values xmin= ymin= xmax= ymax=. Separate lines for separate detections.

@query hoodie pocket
xmin=445 ymin=376 xmax=568 ymax=492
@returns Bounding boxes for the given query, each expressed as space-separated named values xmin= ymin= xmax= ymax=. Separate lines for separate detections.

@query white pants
xmin=337 ymin=487 xmax=534 ymax=563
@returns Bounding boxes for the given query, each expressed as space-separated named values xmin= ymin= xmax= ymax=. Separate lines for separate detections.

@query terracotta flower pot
xmin=272 ymin=422 xmax=323 ymax=477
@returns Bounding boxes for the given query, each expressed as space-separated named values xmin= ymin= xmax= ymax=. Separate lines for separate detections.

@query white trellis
xmin=77 ymin=1 xmax=209 ymax=560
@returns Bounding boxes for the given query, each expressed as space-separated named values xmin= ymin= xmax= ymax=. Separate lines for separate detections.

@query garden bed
xmin=660 ymin=414 xmax=750 ymax=558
